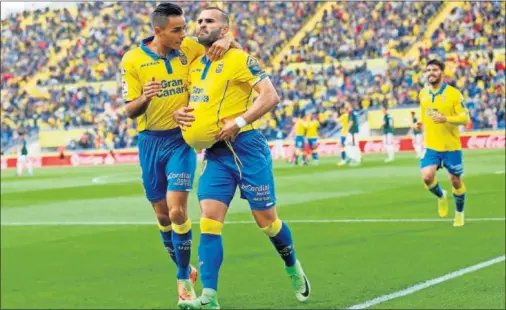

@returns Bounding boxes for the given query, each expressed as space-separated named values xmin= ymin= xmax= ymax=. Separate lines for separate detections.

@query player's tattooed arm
xmin=125 ymin=77 xmax=161 ymax=119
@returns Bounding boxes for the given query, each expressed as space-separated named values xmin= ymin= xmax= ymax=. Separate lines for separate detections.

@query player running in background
xmin=417 ymin=59 xmax=470 ymax=227
xmin=175 ymin=7 xmax=310 ymax=309
xmin=410 ymin=111 xmax=423 ymax=158
xmin=120 ymin=3 xmax=232 ymax=307
xmin=305 ymin=112 xmax=320 ymax=166
xmin=345 ymin=103 xmax=361 ymax=166
xmin=336 ymin=107 xmax=349 ymax=166
xmin=16 ymin=137 xmax=33 ymax=176
xmin=293 ymin=116 xmax=307 ymax=166
xmin=381 ymin=106 xmax=395 ymax=163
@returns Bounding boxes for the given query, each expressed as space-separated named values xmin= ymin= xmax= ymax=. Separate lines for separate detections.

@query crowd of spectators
xmin=286 ymin=2 xmax=442 ymax=63
xmin=429 ymin=1 xmax=505 ymax=56
xmin=36 ymin=1 xmax=319 ymax=86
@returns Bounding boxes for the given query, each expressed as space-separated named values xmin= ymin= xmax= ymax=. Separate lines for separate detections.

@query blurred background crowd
xmin=1 ymin=1 xmax=505 ymax=153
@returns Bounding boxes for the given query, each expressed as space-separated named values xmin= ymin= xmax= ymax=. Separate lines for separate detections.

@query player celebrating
xmin=410 ymin=111 xmax=423 ymax=158
xmin=417 ymin=59 xmax=470 ymax=227
xmin=305 ymin=112 xmax=320 ymax=166
xmin=120 ymin=3 xmax=232 ymax=307
xmin=381 ymin=106 xmax=395 ymax=163
xmin=175 ymin=7 xmax=310 ymax=309
xmin=336 ymin=107 xmax=348 ymax=166
xmin=293 ymin=116 xmax=307 ymax=166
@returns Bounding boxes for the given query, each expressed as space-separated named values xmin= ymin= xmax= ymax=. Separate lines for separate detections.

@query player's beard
xmin=428 ymin=74 xmax=442 ymax=87
xmin=198 ymin=28 xmax=222 ymax=47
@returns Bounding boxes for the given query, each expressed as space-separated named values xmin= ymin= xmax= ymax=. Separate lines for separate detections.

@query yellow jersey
xmin=182 ymin=49 xmax=267 ymax=150
xmin=305 ymin=120 xmax=320 ymax=139
xmin=339 ymin=113 xmax=349 ymax=135
xmin=121 ymin=36 xmax=204 ymax=132
xmin=294 ymin=119 xmax=307 ymax=136
xmin=419 ymin=83 xmax=469 ymax=151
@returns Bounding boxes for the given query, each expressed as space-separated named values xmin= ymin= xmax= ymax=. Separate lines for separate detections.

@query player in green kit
xmin=344 ymin=103 xmax=361 ymax=166
xmin=16 ymin=137 xmax=33 ymax=176
xmin=411 ymin=111 xmax=423 ymax=158
xmin=381 ymin=106 xmax=395 ymax=163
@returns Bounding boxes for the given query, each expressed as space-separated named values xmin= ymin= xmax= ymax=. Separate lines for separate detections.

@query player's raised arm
xmin=446 ymin=92 xmax=470 ymax=125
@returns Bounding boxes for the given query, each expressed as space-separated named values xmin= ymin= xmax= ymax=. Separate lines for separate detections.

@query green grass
xmin=1 ymin=149 xmax=505 ymax=309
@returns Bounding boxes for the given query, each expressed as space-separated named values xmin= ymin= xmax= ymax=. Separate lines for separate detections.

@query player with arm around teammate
xmin=174 ymin=7 xmax=311 ymax=309
xmin=120 ymin=3 xmax=233 ymax=307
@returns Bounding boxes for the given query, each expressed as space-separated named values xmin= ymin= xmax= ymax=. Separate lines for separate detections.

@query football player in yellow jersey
xmin=305 ymin=112 xmax=320 ymax=166
xmin=293 ymin=116 xmax=308 ymax=166
xmin=121 ymin=3 xmax=234 ymax=307
xmin=174 ymin=7 xmax=310 ymax=309
xmin=417 ymin=59 xmax=470 ymax=227
xmin=335 ymin=107 xmax=349 ymax=166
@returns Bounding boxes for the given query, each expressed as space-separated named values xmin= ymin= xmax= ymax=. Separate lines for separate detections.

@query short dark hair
xmin=152 ymin=2 xmax=183 ymax=29
xmin=426 ymin=59 xmax=445 ymax=71
xmin=203 ymin=6 xmax=229 ymax=25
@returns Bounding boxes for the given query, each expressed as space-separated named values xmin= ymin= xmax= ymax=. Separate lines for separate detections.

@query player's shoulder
xmin=419 ymin=87 xmax=429 ymax=97
xmin=181 ymin=37 xmax=205 ymax=56
xmin=445 ymin=84 xmax=463 ymax=97
xmin=122 ymin=47 xmax=143 ymax=64
xmin=224 ymin=49 xmax=257 ymax=65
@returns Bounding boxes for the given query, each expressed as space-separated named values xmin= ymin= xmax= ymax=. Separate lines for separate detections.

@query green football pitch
xmin=1 ymin=149 xmax=505 ymax=309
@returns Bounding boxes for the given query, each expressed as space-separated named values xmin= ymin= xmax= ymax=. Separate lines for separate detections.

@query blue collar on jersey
xmin=429 ymin=83 xmax=447 ymax=103
xmin=140 ymin=36 xmax=181 ymax=74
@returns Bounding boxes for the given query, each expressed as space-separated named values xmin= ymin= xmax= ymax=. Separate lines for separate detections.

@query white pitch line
xmin=1 ymin=218 xmax=505 ymax=226
xmin=347 ymin=255 xmax=506 ymax=309
xmin=495 ymin=170 xmax=505 ymax=174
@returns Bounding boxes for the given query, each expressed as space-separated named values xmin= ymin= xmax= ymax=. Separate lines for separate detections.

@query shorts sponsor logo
xmin=168 ymin=172 xmax=192 ymax=187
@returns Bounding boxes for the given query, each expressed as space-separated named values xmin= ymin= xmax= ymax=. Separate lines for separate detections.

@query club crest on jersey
xmin=441 ymin=95 xmax=446 ymax=102
xmin=216 ymin=62 xmax=224 ymax=73
xmin=179 ymin=54 xmax=187 ymax=65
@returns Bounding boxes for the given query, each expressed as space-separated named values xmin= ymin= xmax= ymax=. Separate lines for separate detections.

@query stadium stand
xmin=1 ymin=1 xmax=505 ymax=154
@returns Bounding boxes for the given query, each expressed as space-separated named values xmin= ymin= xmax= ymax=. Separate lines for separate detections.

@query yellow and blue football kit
xmin=294 ymin=118 xmax=307 ymax=149
xmin=339 ymin=113 xmax=349 ymax=147
xmin=186 ymin=52 xmax=305 ymax=301
xmin=419 ymin=82 xmax=469 ymax=220
xmin=306 ymin=119 xmax=319 ymax=161
xmin=121 ymin=36 xmax=204 ymax=202
xmin=182 ymin=49 xmax=275 ymax=210
xmin=419 ymin=83 xmax=469 ymax=176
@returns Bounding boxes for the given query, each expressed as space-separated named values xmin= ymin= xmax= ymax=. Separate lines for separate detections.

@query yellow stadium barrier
xmin=39 ymin=128 xmax=90 ymax=147
xmin=368 ymin=107 xmax=419 ymax=130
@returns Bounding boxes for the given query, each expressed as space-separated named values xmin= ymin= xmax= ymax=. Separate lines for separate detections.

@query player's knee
xmin=422 ymin=171 xmax=435 ymax=186
xmin=156 ymin=213 xmax=171 ymax=227
xmin=260 ymin=218 xmax=283 ymax=237
xmin=450 ymin=175 xmax=462 ymax=189
xmin=168 ymin=205 xmax=188 ymax=224
xmin=200 ymin=217 xmax=223 ymax=235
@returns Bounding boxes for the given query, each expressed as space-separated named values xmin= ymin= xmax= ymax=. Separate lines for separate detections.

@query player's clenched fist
xmin=143 ymin=77 xmax=162 ymax=100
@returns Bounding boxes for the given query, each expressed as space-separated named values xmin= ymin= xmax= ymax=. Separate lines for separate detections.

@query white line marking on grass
xmin=1 ymin=218 xmax=504 ymax=226
xmin=495 ymin=170 xmax=505 ymax=174
xmin=347 ymin=255 xmax=506 ymax=309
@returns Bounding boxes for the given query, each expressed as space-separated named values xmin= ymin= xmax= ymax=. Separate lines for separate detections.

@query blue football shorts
xmin=197 ymin=130 xmax=276 ymax=211
xmin=138 ymin=128 xmax=197 ymax=202
xmin=420 ymin=148 xmax=464 ymax=177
